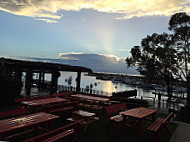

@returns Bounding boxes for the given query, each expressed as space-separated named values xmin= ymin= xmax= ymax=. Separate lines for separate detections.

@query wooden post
xmin=42 ymin=70 xmax=45 ymax=83
xmin=38 ymin=71 xmax=42 ymax=90
xmin=0 ymin=60 xmax=7 ymax=76
xmin=50 ymin=71 xmax=60 ymax=94
xmin=15 ymin=64 xmax=22 ymax=81
xmin=25 ymin=69 xmax=32 ymax=96
xmin=76 ymin=72 xmax=81 ymax=92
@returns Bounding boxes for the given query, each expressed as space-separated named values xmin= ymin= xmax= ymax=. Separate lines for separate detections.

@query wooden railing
xmin=57 ymin=85 xmax=112 ymax=96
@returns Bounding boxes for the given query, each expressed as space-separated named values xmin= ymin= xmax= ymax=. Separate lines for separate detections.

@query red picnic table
xmin=71 ymin=94 xmax=109 ymax=102
xmin=120 ymin=107 xmax=157 ymax=141
xmin=21 ymin=97 xmax=68 ymax=112
xmin=22 ymin=97 xmax=68 ymax=107
xmin=71 ymin=94 xmax=110 ymax=113
xmin=0 ymin=112 xmax=59 ymax=140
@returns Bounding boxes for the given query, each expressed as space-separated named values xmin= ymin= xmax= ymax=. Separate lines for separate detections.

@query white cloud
xmin=112 ymin=48 xmax=131 ymax=52
xmin=35 ymin=18 xmax=58 ymax=23
xmin=0 ymin=0 xmax=189 ymax=23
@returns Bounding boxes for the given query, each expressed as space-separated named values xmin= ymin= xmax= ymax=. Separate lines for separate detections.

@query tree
xmin=126 ymin=33 xmax=178 ymax=100
xmin=168 ymin=12 xmax=190 ymax=103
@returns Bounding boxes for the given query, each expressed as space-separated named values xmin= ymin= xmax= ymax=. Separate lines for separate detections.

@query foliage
xmin=168 ymin=12 xmax=190 ymax=103
xmin=0 ymin=75 xmax=22 ymax=106
xmin=126 ymin=12 xmax=190 ymax=102
xmin=126 ymin=33 xmax=177 ymax=99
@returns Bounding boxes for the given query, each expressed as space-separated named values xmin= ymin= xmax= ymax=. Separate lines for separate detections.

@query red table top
xmin=0 ymin=112 xmax=59 ymax=134
xmin=120 ymin=107 xmax=157 ymax=119
xmin=21 ymin=97 xmax=68 ymax=107
xmin=71 ymin=94 xmax=109 ymax=102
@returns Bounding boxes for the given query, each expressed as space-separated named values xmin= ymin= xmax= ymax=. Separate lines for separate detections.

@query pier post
xmin=76 ymin=72 xmax=81 ymax=92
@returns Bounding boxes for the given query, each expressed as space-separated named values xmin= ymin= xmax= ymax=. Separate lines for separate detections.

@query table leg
xmin=47 ymin=120 xmax=54 ymax=130
xmin=121 ymin=116 xmax=126 ymax=133
xmin=152 ymin=113 xmax=156 ymax=121
xmin=138 ymin=120 xmax=143 ymax=141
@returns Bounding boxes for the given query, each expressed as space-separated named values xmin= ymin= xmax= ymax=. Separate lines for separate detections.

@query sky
xmin=0 ymin=0 xmax=190 ymax=73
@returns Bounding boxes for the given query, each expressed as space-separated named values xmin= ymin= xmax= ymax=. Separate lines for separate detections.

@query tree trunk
xmin=187 ymin=75 xmax=190 ymax=104
xmin=166 ymin=75 xmax=172 ymax=101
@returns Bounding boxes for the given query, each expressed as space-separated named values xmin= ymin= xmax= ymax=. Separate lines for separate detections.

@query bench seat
xmin=24 ymin=120 xmax=83 ymax=142
xmin=147 ymin=112 xmax=173 ymax=142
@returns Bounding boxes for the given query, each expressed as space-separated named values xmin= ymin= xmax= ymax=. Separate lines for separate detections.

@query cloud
xmin=6 ymin=53 xmax=138 ymax=74
xmin=0 ymin=0 xmax=189 ymax=23
xmin=112 ymin=49 xmax=131 ymax=52
xmin=35 ymin=18 xmax=58 ymax=23
xmin=58 ymin=52 xmax=138 ymax=74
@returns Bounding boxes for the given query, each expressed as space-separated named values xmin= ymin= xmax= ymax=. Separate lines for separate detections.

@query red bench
xmin=147 ymin=112 xmax=173 ymax=142
xmin=0 ymin=108 xmax=29 ymax=120
xmin=104 ymin=103 xmax=127 ymax=131
xmin=24 ymin=119 xmax=83 ymax=142
xmin=44 ymin=102 xmax=77 ymax=114
xmin=52 ymin=91 xmax=73 ymax=98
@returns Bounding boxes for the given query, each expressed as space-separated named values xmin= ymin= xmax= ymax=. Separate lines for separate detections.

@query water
xmin=57 ymin=71 xmax=158 ymax=99
xmin=30 ymin=71 xmax=186 ymax=102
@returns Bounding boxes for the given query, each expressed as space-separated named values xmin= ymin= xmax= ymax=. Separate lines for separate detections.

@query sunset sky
xmin=0 ymin=0 xmax=190 ymax=73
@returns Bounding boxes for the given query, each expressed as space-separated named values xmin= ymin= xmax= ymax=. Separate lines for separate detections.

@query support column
xmin=50 ymin=71 xmax=60 ymax=94
xmin=25 ymin=69 xmax=32 ymax=96
xmin=0 ymin=59 xmax=7 ymax=76
xmin=38 ymin=71 xmax=42 ymax=90
xmin=42 ymin=70 xmax=45 ymax=83
xmin=15 ymin=65 xmax=22 ymax=81
xmin=76 ymin=72 xmax=81 ymax=92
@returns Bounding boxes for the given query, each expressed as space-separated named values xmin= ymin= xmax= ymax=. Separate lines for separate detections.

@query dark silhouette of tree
xmin=126 ymin=12 xmax=190 ymax=104
xmin=168 ymin=12 xmax=190 ymax=103
xmin=126 ymin=33 xmax=178 ymax=101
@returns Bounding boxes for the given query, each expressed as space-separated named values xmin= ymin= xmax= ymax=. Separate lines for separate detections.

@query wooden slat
xmin=0 ymin=108 xmax=29 ymax=120
xmin=71 ymin=94 xmax=109 ymax=102
xmin=147 ymin=118 xmax=165 ymax=132
xmin=52 ymin=91 xmax=73 ymax=98
xmin=121 ymin=107 xmax=157 ymax=119
xmin=0 ymin=112 xmax=59 ymax=134
xmin=22 ymin=98 xmax=68 ymax=107
xmin=24 ymin=120 xmax=83 ymax=142
xmin=41 ymin=129 xmax=74 ymax=142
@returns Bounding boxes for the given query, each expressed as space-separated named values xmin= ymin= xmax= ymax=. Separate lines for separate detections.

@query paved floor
xmin=170 ymin=121 xmax=190 ymax=142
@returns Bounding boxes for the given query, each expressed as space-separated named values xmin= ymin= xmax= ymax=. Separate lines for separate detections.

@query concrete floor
xmin=170 ymin=121 xmax=190 ymax=142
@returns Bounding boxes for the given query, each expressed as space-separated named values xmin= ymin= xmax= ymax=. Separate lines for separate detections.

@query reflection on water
xmin=103 ymin=81 xmax=117 ymax=94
